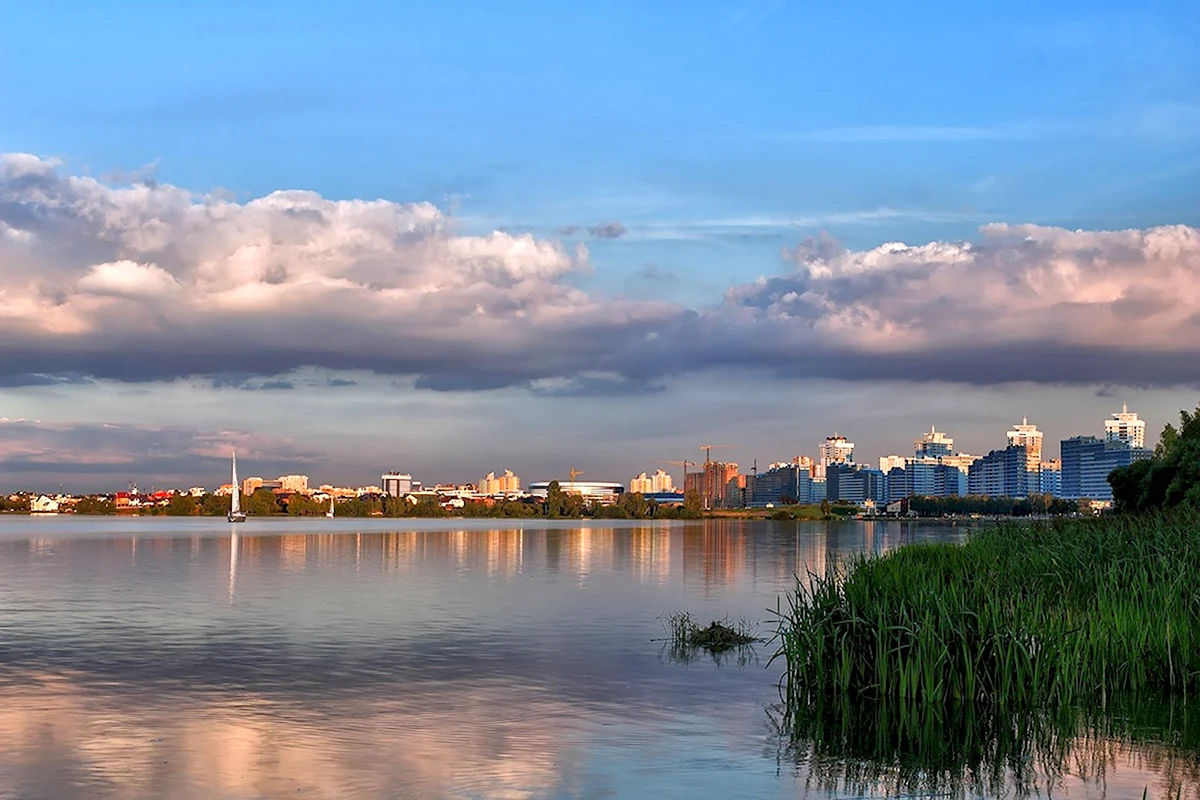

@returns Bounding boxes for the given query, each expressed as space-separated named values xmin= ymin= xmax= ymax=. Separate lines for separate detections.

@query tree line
xmin=907 ymin=494 xmax=1081 ymax=517
xmin=38 ymin=483 xmax=706 ymax=520
xmin=1109 ymin=402 xmax=1200 ymax=513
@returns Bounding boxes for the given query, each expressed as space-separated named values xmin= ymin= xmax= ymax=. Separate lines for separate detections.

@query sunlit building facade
xmin=629 ymin=469 xmax=675 ymax=495
xmin=817 ymin=436 xmax=854 ymax=479
xmin=1006 ymin=418 xmax=1044 ymax=496
xmin=1105 ymin=404 xmax=1146 ymax=449
xmin=480 ymin=470 xmax=521 ymax=496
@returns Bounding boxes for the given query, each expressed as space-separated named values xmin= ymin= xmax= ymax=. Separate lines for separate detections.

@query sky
xmin=1 ymin=0 xmax=1199 ymax=491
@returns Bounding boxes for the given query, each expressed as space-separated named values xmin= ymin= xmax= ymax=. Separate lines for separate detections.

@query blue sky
xmin=1 ymin=0 xmax=1199 ymax=489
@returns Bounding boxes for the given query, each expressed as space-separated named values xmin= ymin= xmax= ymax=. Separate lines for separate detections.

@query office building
xmin=817 ymin=435 xmax=855 ymax=479
xmin=381 ymin=472 xmax=417 ymax=498
xmin=1105 ymin=404 xmax=1146 ymax=449
xmin=968 ymin=445 xmax=1029 ymax=498
xmin=1060 ymin=437 xmax=1152 ymax=501
xmin=629 ymin=469 xmax=675 ymax=495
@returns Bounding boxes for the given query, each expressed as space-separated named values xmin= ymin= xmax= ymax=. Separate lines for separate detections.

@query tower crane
xmin=653 ymin=459 xmax=697 ymax=489
xmin=568 ymin=465 xmax=584 ymax=483
xmin=697 ymin=444 xmax=734 ymax=464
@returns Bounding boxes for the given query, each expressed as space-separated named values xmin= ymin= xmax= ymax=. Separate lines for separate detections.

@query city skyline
xmin=2 ymin=1 xmax=1199 ymax=490
xmin=3 ymin=405 xmax=1159 ymax=495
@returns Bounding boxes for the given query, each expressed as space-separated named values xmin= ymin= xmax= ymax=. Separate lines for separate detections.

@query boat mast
xmin=230 ymin=451 xmax=241 ymax=514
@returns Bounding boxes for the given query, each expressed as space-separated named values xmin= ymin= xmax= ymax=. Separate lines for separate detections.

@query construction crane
xmin=653 ymin=459 xmax=697 ymax=489
xmin=568 ymin=465 xmax=584 ymax=483
xmin=697 ymin=444 xmax=734 ymax=464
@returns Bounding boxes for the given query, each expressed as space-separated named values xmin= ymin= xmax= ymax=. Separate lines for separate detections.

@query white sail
xmin=230 ymin=452 xmax=241 ymax=514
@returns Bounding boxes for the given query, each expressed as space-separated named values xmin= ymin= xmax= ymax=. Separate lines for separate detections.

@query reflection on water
xmin=774 ymin=697 xmax=1200 ymax=799
xmin=0 ymin=518 xmax=1194 ymax=798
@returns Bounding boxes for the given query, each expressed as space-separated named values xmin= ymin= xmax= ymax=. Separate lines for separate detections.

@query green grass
xmin=773 ymin=509 xmax=1200 ymax=709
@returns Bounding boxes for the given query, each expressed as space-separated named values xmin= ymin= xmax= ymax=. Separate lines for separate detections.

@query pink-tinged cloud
xmin=2 ymin=153 xmax=1198 ymax=389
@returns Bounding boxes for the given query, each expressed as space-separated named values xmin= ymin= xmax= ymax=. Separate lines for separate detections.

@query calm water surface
xmin=0 ymin=517 xmax=1193 ymax=799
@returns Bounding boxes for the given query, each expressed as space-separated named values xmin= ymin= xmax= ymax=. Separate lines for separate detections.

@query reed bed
xmin=773 ymin=510 xmax=1200 ymax=708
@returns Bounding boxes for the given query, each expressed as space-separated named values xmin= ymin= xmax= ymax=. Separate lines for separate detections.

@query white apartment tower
xmin=629 ymin=469 xmax=675 ymax=494
xmin=817 ymin=435 xmax=855 ymax=479
xmin=1105 ymin=404 xmax=1146 ymax=449
xmin=1006 ymin=418 xmax=1044 ymax=496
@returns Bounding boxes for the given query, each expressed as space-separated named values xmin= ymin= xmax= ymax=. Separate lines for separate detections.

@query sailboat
xmin=228 ymin=451 xmax=247 ymax=523
xmin=326 ymin=494 xmax=335 ymax=518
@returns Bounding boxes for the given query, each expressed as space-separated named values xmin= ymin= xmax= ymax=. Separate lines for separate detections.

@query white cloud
xmin=2 ymin=153 xmax=1199 ymax=390
xmin=0 ymin=154 xmax=680 ymax=389
xmin=77 ymin=260 xmax=181 ymax=298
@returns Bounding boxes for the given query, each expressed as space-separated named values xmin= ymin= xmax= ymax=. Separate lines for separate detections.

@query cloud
xmin=0 ymin=154 xmax=680 ymax=390
xmin=706 ymin=223 xmax=1200 ymax=386
xmin=0 ymin=419 xmax=315 ymax=482
xmin=528 ymin=373 xmax=666 ymax=397
xmin=587 ymin=222 xmax=627 ymax=239
xmin=3 ymin=153 xmax=1200 ymax=391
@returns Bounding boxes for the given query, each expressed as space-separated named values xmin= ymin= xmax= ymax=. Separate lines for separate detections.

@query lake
xmin=0 ymin=517 xmax=1195 ymax=799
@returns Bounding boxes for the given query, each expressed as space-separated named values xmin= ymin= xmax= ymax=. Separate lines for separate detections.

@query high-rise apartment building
xmin=629 ymin=469 xmax=675 ymax=495
xmin=879 ymin=455 xmax=907 ymax=474
xmin=751 ymin=462 xmax=818 ymax=506
xmin=480 ymin=469 xmax=521 ymax=496
xmin=1060 ymin=437 xmax=1151 ymax=501
xmin=914 ymin=427 xmax=954 ymax=458
xmin=701 ymin=461 xmax=739 ymax=508
xmin=1006 ymin=418 xmax=1044 ymax=496
xmin=817 ymin=436 xmax=854 ymax=479
xmin=1039 ymin=459 xmax=1062 ymax=497
xmin=968 ymin=445 xmax=1029 ymax=498
xmin=1105 ymin=404 xmax=1146 ymax=449
xmin=278 ymin=474 xmax=309 ymax=494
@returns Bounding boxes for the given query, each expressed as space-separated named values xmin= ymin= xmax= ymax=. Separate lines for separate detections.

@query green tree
xmin=545 ymin=480 xmax=567 ymax=518
xmin=166 ymin=494 xmax=197 ymax=516
xmin=820 ymin=498 xmax=831 ymax=518
xmin=199 ymin=493 xmax=230 ymax=516
xmin=245 ymin=488 xmax=281 ymax=516
xmin=74 ymin=496 xmax=116 ymax=515
xmin=1110 ymin=402 xmax=1200 ymax=514
xmin=618 ymin=492 xmax=651 ymax=519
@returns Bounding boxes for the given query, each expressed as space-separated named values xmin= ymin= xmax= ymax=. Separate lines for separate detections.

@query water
xmin=0 ymin=517 xmax=1194 ymax=799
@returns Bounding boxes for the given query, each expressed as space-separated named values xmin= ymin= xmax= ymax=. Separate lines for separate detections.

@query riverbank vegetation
xmin=774 ymin=509 xmax=1200 ymax=709
xmin=1110 ymin=402 xmax=1200 ymax=513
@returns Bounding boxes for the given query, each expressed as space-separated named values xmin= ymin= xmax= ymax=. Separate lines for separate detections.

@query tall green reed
xmin=773 ymin=510 xmax=1200 ymax=709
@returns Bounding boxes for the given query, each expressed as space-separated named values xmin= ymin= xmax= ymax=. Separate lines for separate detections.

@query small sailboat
xmin=228 ymin=451 xmax=247 ymax=523
xmin=326 ymin=494 xmax=335 ymax=518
